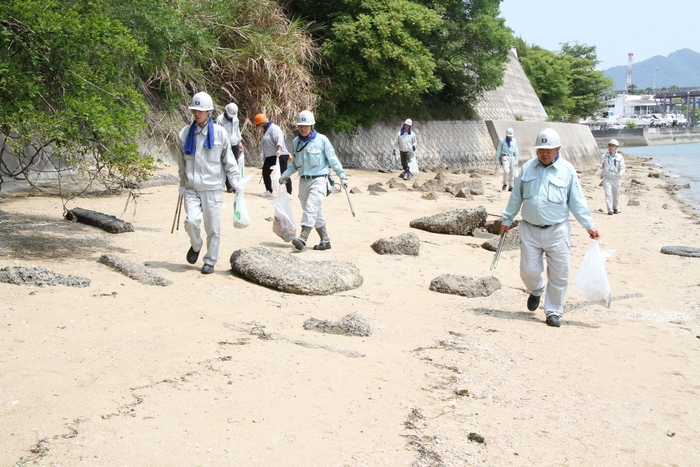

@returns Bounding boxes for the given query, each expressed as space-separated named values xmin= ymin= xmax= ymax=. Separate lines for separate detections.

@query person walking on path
xmin=255 ymin=113 xmax=291 ymax=199
xmin=598 ymin=138 xmax=626 ymax=215
xmin=177 ymin=92 xmax=241 ymax=274
xmin=496 ymin=127 xmax=518 ymax=191
xmin=215 ymin=103 xmax=244 ymax=192
xmin=392 ymin=119 xmax=417 ymax=181
xmin=499 ymin=128 xmax=601 ymax=327
xmin=279 ymin=110 xmax=348 ymax=251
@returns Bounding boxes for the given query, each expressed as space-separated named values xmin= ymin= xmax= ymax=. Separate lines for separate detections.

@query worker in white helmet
xmin=392 ymin=118 xmax=417 ymax=180
xmin=216 ymin=103 xmax=244 ymax=192
xmin=177 ymin=91 xmax=241 ymax=275
xmin=495 ymin=127 xmax=519 ymax=191
xmin=499 ymin=128 xmax=600 ymax=327
xmin=598 ymin=139 xmax=626 ymax=215
xmin=279 ymin=110 xmax=348 ymax=251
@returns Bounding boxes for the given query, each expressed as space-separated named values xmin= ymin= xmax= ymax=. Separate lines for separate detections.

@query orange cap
xmin=254 ymin=114 xmax=268 ymax=126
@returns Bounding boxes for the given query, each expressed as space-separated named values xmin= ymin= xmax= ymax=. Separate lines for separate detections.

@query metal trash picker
xmin=490 ymin=231 xmax=507 ymax=271
xmin=343 ymin=184 xmax=356 ymax=217
xmin=171 ymin=194 xmax=184 ymax=234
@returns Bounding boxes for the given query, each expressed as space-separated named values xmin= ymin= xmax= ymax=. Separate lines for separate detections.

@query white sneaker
xmin=259 ymin=191 xmax=273 ymax=199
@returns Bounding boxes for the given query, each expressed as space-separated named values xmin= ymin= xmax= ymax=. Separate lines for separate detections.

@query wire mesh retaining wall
xmin=330 ymin=121 xmax=498 ymax=172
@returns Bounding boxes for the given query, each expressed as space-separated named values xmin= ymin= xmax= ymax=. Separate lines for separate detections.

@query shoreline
xmin=1 ymin=152 xmax=700 ymax=466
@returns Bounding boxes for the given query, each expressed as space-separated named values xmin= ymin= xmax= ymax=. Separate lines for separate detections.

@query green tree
xmin=560 ymin=42 xmax=613 ymax=120
xmin=515 ymin=39 xmax=612 ymax=122
xmin=0 ymin=0 xmax=154 ymax=201
xmin=415 ymin=0 xmax=513 ymax=118
xmin=516 ymin=40 xmax=571 ymax=120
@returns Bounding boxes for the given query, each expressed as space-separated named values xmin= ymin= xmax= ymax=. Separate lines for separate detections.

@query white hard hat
xmin=534 ymin=128 xmax=562 ymax=149
xmin=404 ymin=119 xmax=412 ymax=126
xmin=608 ymin=139 xmax=619 ymax=146
xmin=189 ymin=92 xmax=214 ymax=111
xmin=225 ymin=103 xmax=238 ymax=116
xmin=506 ymin=128 xmax=514 ymax=137
xmin=297 ymin=110 xmax=316 ymax=126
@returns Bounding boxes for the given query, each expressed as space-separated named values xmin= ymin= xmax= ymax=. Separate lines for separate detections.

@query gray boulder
xmin=65 ymin=208 xmax=134 ymax=233
xmin=0 ymin=266 xmax=90 ymax=287
xmin=98 ymin=254 xmax=172 ymax=286
xmin=368 ymin=183 xmax=388 ymax=193
xmin=303 ymin=312 xmax=371 ymax=336
xmin=370 ymin=232 xmax=420 ymax=256
xmin=429 ymin=274 xmax=501 ymax=297
xmin=481 ymin=225 xmax=521 ymax=252
xmin=230 ymin=247 xmax=363 ymax=295
xmin=410 ymin=207 xmax=488 ymax=236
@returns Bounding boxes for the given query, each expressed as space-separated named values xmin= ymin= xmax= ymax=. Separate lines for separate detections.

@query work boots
xmin=292 ymin=226 xmax=312 ymax=251
xmin=313 ymin=226 xmax=331 ymax=250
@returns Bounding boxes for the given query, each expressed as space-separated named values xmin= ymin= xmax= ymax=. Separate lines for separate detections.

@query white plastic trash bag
xmin=238 ymin=149 xmax=245 ymax=178
xmin=408 ymin=157 xmax=419 ymax=175
xmin=233 ymin=175 xmax=252 ymax=229
xmin=271 ymin=157 xmax=281 ymax=194
xmin=272 ymin=186 xmax=297 ymax=242
xmin=574 ymin=240 xmax=613 ymax=308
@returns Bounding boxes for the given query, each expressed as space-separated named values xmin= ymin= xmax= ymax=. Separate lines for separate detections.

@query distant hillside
xmin=604 ymin=48 xmax=700 ymax=90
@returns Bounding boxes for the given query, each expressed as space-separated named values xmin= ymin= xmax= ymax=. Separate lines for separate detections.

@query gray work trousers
xmin=183 ymin=189 xmax=223 ymax=266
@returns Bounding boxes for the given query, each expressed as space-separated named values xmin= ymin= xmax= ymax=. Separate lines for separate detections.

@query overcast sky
xmin=499 ymin=0 xmax=700 ymax=70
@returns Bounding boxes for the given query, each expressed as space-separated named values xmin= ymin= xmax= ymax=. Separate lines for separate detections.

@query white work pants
xmin=519 ymin=220 xmax=572 ymax=317
xmin=184 ymin=189 xmax=223 ymax=266
xmin=602 ymin=177 xmax=620 ymax=212
xmin=501 ymin=155 xmax=516 ymax=188
xmin=298 ymin=177 xmax=327 ymax=228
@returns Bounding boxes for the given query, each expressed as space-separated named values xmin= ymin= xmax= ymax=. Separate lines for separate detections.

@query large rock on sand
xmin=371 ymin=232 xmax=420 ymax=256
xmin=230 ymin=247 xmax=363 ymax=295
xmin=409 ymin=207 xmax=487 ymax=236
xmin=429 ymin=274 xmax=501 ymax=297
xmin=98 ymin=254 xmax=172 ymax=286
xmin=481 ymin=225 xmax=521 ymax=252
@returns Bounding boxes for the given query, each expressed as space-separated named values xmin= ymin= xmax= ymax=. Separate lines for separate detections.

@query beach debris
xmin=371 ymin=232 xmax=420 ymax=256
xmin=0 ymin=266 xmax=90 ymax=287
xmin=410 ymin=207 xmax=488 ymax=236
xmin=368 ymin=183 xmax=388 ymax=193
xmin=230 ymin=246 xmax=363 ymax=295
xmin=468 ymin=432 xmax=485 ymax=444
xmin=65 ymin=207 xmax=134 ymax=233
xmin=98 ymin=254 xmax=172 ymax=286
xmin=660 ymin=246 xmax=700 ymax=258
xmin=303 ymin=312 xmax=371 ymax=337
xmin=429 ymin=274 xmax=501 ymax=297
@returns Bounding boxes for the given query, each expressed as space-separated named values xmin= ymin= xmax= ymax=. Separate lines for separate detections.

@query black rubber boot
xmin=292 ymin=226 xmax=312 ymax=251
xmin=313 ymin=226 xmax=331 ymax=250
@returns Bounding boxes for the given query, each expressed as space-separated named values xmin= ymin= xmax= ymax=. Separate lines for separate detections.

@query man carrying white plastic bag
xmin=574 ymin=240 xmax=613 ymax=308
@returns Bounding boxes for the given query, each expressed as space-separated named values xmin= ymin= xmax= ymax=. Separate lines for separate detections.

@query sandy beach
xmin=1 ymin=153 xmax=699 ymax=466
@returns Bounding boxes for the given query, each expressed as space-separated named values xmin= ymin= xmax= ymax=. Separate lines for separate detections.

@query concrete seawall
xmin=592 ymin=127 xmax=700 ymax=148
xmin=330 ymin=120 xmax=601 ymax=172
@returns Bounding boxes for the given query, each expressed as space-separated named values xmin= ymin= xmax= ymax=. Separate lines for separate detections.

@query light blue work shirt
xmin=496 ymin=137 xmax=518 ymax=161
xmin=502 ymin=155 xmax=595 ymax=230
xmin=282 ymin=132 xmax=346 ymax=179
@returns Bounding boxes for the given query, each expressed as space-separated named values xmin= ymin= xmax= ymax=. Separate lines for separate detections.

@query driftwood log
xmin=65 ymin=208 xmax=134 ymax=233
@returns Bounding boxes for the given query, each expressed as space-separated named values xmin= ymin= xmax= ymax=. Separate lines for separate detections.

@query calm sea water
xmin=618 ymin=142 xmax=700 ymax=214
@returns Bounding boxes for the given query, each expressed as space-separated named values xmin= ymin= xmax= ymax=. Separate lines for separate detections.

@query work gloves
xmin=412 ymin=145 xmax=416 ymax=152
xmin=341 ymin=178 xmax=349 ymax=188
xmin=279 ymin=175 xmax=289 ymax=185
xmin=392 ymin=149 xmax=396 ymax=157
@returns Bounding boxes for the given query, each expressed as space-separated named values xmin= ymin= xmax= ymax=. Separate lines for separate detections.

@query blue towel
xmin=506 ymin=139 xmax=511 ymax=147
xmin=183 ymin=118 xmax=215 ymax=155
xmin=298 ymin=129 xmax=317 ymax=142
xmin=400 ymin=125 xmax=412 ymax=136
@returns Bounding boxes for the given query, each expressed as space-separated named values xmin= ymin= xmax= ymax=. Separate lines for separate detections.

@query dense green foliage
xmin=0 ymin=0 xmax=154 ymax=195
xmin=287 ymin=0 xmax=513 ymax=131
xmin=515 ymin=38 xmax=613 ymax=121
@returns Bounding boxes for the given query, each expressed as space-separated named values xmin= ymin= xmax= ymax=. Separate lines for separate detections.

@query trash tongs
xmin=490 ymin=232 xmax=507 ymax=272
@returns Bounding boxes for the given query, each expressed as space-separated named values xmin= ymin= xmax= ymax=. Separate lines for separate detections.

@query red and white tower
xmin=625 ymin=52 xmax=634 ymax=92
